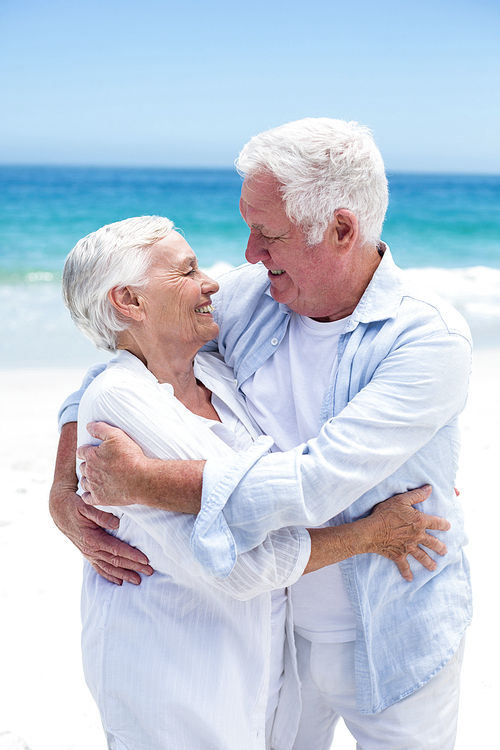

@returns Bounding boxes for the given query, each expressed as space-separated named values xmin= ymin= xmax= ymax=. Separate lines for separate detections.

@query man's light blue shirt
xmin=58 ymin=246 xmax=473 ymax=715
xmin=194 ymin=247 xmax=473 ymax=714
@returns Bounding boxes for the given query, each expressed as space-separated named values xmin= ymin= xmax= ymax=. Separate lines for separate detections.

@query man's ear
xmin=329 ymin=209 xmax=359 ymax=252
xmin=108 ymin=287 xmax=144 ymax=320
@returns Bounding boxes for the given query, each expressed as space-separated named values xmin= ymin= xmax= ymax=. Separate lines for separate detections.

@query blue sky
xmin=1 ymin=0 xmax=499 ymax=172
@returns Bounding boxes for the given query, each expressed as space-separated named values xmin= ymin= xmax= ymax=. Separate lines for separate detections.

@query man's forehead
xmin=241 ymin=171 xmax=282 ymax=202
xmin=240 ymin=174 xmax=289 ymax=226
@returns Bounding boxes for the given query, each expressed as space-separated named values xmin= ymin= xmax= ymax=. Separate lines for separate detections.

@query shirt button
xmin=271 ymin=337 xmax=278 ymax=346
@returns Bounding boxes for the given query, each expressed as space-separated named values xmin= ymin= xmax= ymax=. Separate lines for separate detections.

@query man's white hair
xmin=236 ymin=118 xmax=389 ymax=246
xmin=63 ymin=215 xmax=175 ymax=352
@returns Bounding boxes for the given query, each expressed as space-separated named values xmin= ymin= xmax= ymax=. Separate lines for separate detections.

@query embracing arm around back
xmin=72 ymin=422 xmax=449 ymax=584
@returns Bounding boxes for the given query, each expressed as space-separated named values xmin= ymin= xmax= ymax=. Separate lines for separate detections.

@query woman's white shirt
xmin=77 ymin=350 xmax=310 ymax=750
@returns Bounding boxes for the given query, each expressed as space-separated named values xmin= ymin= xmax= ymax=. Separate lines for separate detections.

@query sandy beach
xmin=0 ymin=349 xmax=498 ymax=750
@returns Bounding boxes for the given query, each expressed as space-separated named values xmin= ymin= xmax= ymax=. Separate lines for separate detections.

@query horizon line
xmin=0 ymin=162 xmax=499 ymax=178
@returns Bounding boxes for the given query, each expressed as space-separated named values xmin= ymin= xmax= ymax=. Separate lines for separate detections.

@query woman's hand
xmin=366 ymin=485 xmax=450 ymax=581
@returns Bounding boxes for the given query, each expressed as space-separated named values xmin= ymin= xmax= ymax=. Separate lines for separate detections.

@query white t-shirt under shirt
xmin=243 ymin=312 xmax=357 ymax=643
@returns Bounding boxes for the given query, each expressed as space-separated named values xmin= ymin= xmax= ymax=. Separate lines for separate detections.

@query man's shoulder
xmin=399 ymin=274 xmax=472 ymax=343
xmin=216 ymin=262 xmax=270 ymax=301
xmin=213 ymin=263 xmax=278 ymax=324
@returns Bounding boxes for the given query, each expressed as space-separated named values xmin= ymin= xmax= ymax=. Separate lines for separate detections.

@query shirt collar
xmin=346 ymin=244 xmax=404 ymax=330
xmin=114 ymin=349 xmax=175 ymax=393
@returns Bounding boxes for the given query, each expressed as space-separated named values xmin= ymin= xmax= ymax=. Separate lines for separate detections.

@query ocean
xmin=1 ymin=166 xmax=499 ymax=368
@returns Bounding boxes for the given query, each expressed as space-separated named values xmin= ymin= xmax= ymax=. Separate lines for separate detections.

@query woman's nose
xmin=201 ymin=273 xmax=219 ymax=294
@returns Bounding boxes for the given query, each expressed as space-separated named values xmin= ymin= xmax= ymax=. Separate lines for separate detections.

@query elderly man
xmin=51 ymin=119 xmax=472 ymax=749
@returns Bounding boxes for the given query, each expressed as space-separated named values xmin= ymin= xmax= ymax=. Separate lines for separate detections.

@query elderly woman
xmin=62 ymin=216 xmax=449 ymax=750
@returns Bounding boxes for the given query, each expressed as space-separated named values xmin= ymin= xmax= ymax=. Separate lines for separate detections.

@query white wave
xmin=1 ymin=264 xmax=499 ymax=368
xmin=405 ymin=266 xmax=500 ymax=313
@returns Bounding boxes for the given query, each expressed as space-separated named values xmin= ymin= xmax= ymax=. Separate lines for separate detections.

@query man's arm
xmin=78 ymin=421 xmax=450 ymax=582
xmin=78 ymin=330 xmax=470 ymax=576
xmin=78 ymin=421 xmax=203 ymax=513
xmin=49 ymin=422 xmax=154 ymax=585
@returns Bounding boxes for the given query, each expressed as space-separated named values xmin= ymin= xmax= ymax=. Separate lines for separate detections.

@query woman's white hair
xmin=63 ymin=215 xmax=175 ymax=352
xmin=235 ymin=118 xmax=389 ymax=246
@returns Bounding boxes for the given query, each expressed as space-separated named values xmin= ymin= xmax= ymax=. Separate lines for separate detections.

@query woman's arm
xmin=305 ymin=484 xmax=449 ymax=582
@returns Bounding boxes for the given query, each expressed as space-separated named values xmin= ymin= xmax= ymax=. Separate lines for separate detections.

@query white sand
xmin=0 ymin=352 xmax=498 ymax=750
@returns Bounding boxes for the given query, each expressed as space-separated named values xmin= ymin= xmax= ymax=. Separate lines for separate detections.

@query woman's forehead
xmin=150 ymin=232 xmax=197 ymax=267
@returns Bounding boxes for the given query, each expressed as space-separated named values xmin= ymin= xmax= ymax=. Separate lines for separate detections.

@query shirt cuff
xmin=191 ymin=435 xmax=274 ymax=577
xmin=57 ymin=392 xmax=84 ymax=431
xmin=283 ymin=527 xmax=311 ymax=586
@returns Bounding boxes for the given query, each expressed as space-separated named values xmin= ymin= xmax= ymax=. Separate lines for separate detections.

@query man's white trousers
xmin=291 ymin=634 xmax=465 ymax=750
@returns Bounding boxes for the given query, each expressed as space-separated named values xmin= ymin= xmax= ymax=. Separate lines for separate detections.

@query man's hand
xmin=367 ymin=485 xmax=450 ymax=581
xmin=78 ymin=422 xmax=152 ymax=507
xmin=78 ymin=422 xmax=204 ymax=514
xmin=50 ymin=422 xmax=153 ymax=585
xmin=50 ymin=487 xmax=153 ymax=585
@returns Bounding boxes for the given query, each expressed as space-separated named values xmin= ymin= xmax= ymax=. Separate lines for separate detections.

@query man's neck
xmin=309 ymin=242 xmax=383 ymax=322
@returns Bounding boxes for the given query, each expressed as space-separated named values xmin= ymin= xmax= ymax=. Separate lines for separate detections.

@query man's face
xmin=239 ymin=172 xmax=343 ymax=320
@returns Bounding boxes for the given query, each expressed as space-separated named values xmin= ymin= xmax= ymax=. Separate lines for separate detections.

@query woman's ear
xmin=108 ymin=286 xmax=144 ymax=320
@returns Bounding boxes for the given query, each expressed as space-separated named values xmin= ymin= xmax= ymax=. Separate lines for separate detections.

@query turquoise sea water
xmin=1 ymin=166 xmax=499 ymax=367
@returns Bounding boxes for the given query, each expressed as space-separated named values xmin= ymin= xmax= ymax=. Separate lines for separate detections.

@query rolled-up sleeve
xmin=82 ymin=377 xmax=311 ymax=595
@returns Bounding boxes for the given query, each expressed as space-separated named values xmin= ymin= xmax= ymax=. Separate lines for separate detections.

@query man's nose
xmin=245 ymin=234 xmax=269 ymax=264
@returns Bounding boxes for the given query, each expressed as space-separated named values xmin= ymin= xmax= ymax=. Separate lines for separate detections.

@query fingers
xmin=87 ymin=421 xmax=123 ymax=442
xmin=92 ymin=553 xmax=152 ymax=584
xmin=419 ymin=532 xmax=448 ymax=556
xmin=82 ymin=527 xmax=152 ymax=568
xmin=81 ymin=489 xmax=100 ymax=506
xmin=92 ymin=562 xmax=125 ymax=586
xmin=398 ymin=484 xmax=432 ymax=506
xmin=394 ymin=557 xmax=413 ymax=582
xmin=76 ymin=443 xmax=98 ymax=461
xmin=422 ymin=514 xmax=451 ymax=532
xmin=410 ymin=546 xmax=438 ymax=572
xmin=101 ymin=538 xmax=152 ymax=568
xmin=91 ymin=562 xmax=143 ymax=586
xmin=79 ymin=501 xmax=120 ymax=530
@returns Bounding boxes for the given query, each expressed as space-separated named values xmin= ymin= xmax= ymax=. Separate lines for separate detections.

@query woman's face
xmin=137 ymin=232 xmax=220 ymax=350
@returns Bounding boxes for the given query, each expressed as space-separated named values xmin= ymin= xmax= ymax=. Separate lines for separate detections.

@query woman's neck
xmin=117 ymin=331 xmax=220 ymax=421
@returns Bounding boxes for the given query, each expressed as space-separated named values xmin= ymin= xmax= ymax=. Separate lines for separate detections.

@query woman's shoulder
xmin=81 ymin=350 xmax=168 ymax=407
